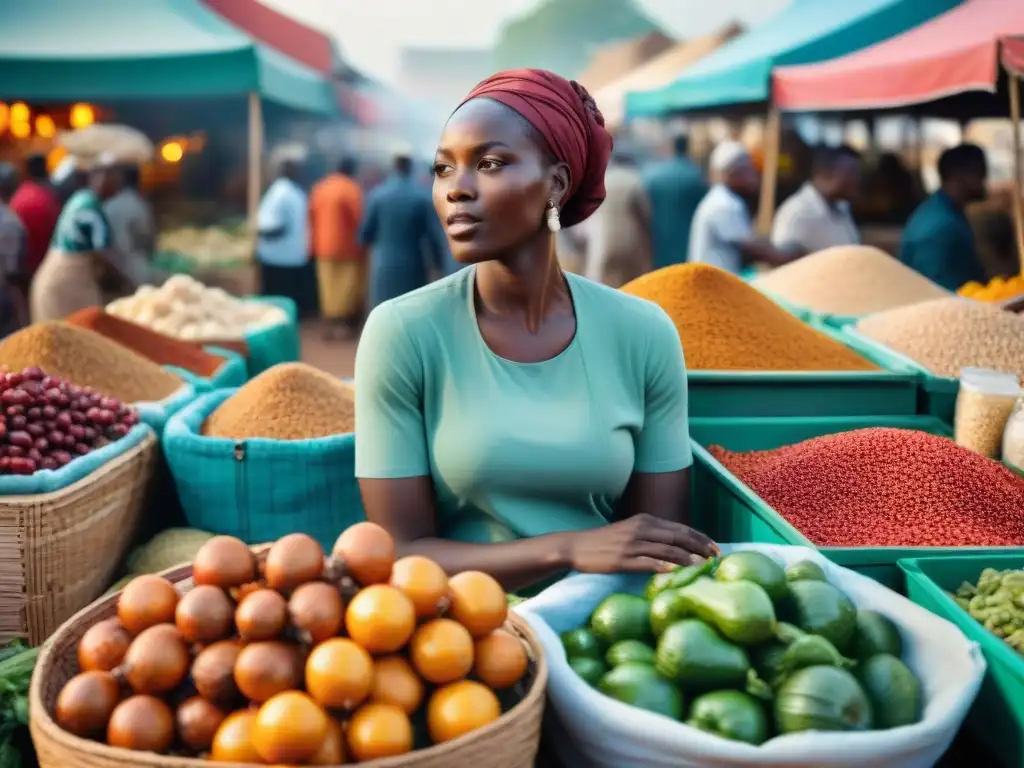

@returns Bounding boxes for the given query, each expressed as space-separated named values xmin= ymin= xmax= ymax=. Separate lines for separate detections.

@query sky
xmin=260 ymin=0 xmax=790 ymax=84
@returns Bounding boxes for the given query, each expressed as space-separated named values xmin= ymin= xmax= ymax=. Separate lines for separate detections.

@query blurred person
xmin=9 ymin=153 xmax=61 ymax=280
xmin=899 ymin=144 xmax=987 ymax=291
xmin=102 ymin=163 xmax=156 ymax=290
xmin=257 ymin=158 xmax=316 ymax=317
xmin=0 ymin=164 xmax=28 ymax=335
xmin=309 ymin=157 xmax=365 ymax=340
xmin=584 ymin=145 xmax=651 ymax=287
xmin=771 ymin=145 xmax=861 ymax=255
xmin=30 ymin=156 xmax=126 ymax=322
xmin=359 ymin=154 xmax=449 ymax=309
xmin=642 ymin=134 xmax=708 ymax=268
xmin=688 ymin=141 xmax=795 ymax=274
xmin=51 ymin=156 xmax=86 ymax=205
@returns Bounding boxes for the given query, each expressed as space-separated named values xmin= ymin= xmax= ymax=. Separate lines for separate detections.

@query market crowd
xmin=0 ymin=132 xmax=999 ymax=344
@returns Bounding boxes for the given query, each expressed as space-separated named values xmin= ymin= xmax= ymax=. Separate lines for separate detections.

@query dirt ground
xmin=299 ymin=321 xmax=359 ymax=379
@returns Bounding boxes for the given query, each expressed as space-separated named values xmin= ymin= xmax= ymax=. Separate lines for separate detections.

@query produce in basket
xmin=202 ymin=363 xmax=355 ymax=440
xmin=950 ymin=567 xmax=1024 ymax=652
xmin=561 ymin=552 xmax=924 ymax=745
xmin=0 ymin=322 xmax=181 ymax=404
xmin=0 ymin=366 xmax=139 ymax=475
xmin=50 ymin=523 xmax=534 ymax=762
xmin=107 ymin=274 xmax=287 ymax=341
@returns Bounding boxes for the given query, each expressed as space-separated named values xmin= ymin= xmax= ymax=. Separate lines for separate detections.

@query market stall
xmin=0 ymin=0 xmax=340 ymax=222
xmin=624 ymin=0 xmax=961 ymax=231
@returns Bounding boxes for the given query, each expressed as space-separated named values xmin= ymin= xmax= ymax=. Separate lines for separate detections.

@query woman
xmin=355 ymin=70 xmax=716 ymax=594
xmin=30 ymin=158 xmax=127 ymax=322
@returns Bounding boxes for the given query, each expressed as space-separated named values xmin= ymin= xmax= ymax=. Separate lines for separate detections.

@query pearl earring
xmin=546 ymin=201 xmax=561 ymax=233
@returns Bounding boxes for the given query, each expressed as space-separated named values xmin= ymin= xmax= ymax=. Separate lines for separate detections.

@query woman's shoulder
xmin=364 ymin=268 xmax=470 ymax=334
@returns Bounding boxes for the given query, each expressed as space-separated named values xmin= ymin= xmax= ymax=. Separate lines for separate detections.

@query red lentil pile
xmin=709 ymin=428 xmax=1024 ymax=547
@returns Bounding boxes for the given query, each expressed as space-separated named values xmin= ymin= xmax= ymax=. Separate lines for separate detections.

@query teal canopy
xmin=0 ymin=0 xmax=338 ymax=115
xmin=625 ymin=0 xmax=961 ymax=116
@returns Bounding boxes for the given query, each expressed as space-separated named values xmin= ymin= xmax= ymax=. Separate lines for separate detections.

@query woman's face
xmin=433 ymin=99 xmax=568 ymax=264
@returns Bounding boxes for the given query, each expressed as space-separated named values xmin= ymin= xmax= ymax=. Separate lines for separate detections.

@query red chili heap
xmin=709 ymin=428 xmax=1024 ymax=547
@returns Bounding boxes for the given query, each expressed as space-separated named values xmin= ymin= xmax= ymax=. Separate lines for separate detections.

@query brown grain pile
xmin=620 ymin=263 xmax=877 ymax=371
xmin=203 ymin=362 xmax=355 ymax=440
xmin=0 ymin=321 xmax=182 ymax=403
xmin=752 ymin=245 xmax=950 ymax=315
xmin=855 ymin=297 xmax=1024 ymax=378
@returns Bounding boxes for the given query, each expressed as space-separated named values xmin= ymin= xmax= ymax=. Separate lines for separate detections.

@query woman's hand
xmin=568 ymin=514 xmax=719 ymax=574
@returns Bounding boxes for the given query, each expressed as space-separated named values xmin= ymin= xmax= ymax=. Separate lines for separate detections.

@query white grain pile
xmin=855 ymin=297 xmax=1024 ymax=378
xmin=753 ymin=245 xmax=949 ymax=315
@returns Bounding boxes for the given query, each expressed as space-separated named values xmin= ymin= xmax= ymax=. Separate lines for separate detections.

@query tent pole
xmin=757 ymin=104 xmax=781 ymax=236
xmin=247 ymin=92 xmax=264 ymax=227
xmin=1009 ymin=71 xmax=1024 ymax=274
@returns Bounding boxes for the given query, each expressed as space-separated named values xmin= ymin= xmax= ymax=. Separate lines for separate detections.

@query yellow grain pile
xmin=620 ymin=264 xmax=877 ymax=371
xmin=203 ymin=362 xmax=355 ymax=440
xmin=855 ymin=297 xmax=1024 ymax=378
xmin=0 ymin=321 xmax=182 ymax=402
xmin=752 ymin=245 xmax=950 ymax=315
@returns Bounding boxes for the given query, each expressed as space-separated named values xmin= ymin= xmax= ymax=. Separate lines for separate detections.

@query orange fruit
xmin=370 ymin=655 xmax=424 ymax=715
xmin=347 ymin=703 xmax=413 ymax=761
xmin=345 ymin=584 xmax=416 ymax=653
xmin=448 ymin=571 xmax=507 ymax=637
xmin=427 ymin=680 xmax=501 ymax=744
xmin=473 ymin=629 xmax=529 ymax=689
xmin=305 ymin=638 xmax=374 ymax=710
xmin=210 ymin=710 xmax=262 ymax=763
xmin=308 ymin=718 xmax=346 ymax=765
xmin=333 ymin=522 xmax=396 ymax=585
xmin=390 ymin=555 xmax=449 ymax=619
xmin=410 ymin=618 xmax=474 ymax=685
xmin=253 ymin=691 xmax=329 ymax=764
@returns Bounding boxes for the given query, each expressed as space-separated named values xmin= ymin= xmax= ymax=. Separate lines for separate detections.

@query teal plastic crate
xmin=901 ymin=553 xmax=1024 ymax=767
xmin=689 ymin=415 xmax=1015 ymax=592
xmin=686 ymin=324 xmax=921 ymax=418
xmin=836 ymin=324 xmax=958 ymax=423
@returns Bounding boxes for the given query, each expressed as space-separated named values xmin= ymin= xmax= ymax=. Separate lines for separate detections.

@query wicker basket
xmin=0 ymin=431 xmax=157 ymax=645
xmin=31 ymin=559 xmax=548 ymax=768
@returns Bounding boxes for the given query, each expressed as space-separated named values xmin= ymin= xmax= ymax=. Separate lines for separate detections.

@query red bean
xmin=55 ymin=412 xmax=72 ymax=429
xmin=25 ymin=407 xmax=41 ymax=420
xmin=41 ymin=405 xmax=57 ymax=419
xmin=9 ymin=415 xmax=25 ymax=430
xmin=709 ymin=428 xmax=1024 ymax=547
xmin=39 ymin=457 xmax=58 ymax=471
xmin=25 ymin=423 xmax=44 ymax=438
xmin=22 ymin=367 xmax=44 ymax=381
xmin=51 ymin=450 xmax=72 ymax=467
xmin=6 ymin=446 xmax=24 ymax=458
xmin=67 ymin=424 xmax=85 ymax=441
xmin=33 ymin=438 xmax=47 ymax=452
xmin=73 ymin=443 xmax=90 ymax=456
xmin=8 ymin=431 xmax=32 ymax=449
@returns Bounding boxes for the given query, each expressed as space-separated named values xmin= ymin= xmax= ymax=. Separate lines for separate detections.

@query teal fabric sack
xmin=136 ymin=382 xmax=197 ymax=435
xmin=162 ymin=390 xmax=364 ymax=549
xmin=0 ymin=423 xmax=153 ymax=495
xmin=243 ymin=296 xmax=300 ymax=378
xmin=166 ymin=346 xmax=248 ymax=394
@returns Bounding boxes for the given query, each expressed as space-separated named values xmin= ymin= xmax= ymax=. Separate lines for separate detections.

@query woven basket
xmin=31 ymin=559 xmax=547 ymax=768
xmin=0 ymin=431 xmax=157 ymax=645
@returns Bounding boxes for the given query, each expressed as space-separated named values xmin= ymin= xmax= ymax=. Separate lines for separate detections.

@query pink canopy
xmin=773 ymin=0 xmax=1024 ymax=110
xmin=1004 ymin=36 xmax=1024 ymax=77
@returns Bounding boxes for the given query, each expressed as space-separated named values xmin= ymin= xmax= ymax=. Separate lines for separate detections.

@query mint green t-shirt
xmin=354 ymin=266 xmax=692 ymax=545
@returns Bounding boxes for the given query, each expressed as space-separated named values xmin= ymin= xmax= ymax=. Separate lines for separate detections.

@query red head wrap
xmin=458 ymin=68 xmax=614 ymax=228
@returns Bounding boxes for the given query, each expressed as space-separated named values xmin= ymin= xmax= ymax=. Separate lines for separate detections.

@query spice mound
xmin=855 ymin=297 xmax=1024 ymax=378
xmin=0 ymin=322 xmax=182 ymax=403
xmin=66 ymin=308 xmax=226 ymax=377
xmin=709 ymin=427 xmax=1024 ymax=547
xmin=203 ymin=363 xmax=354 ymax=440
xmin=753 ymin=245 xmax=949 ymax=315
xmin=620 ymin=264 xmax=877 ymax=371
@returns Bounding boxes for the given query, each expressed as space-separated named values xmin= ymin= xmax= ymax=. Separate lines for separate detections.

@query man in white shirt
xmin=772 ymin=146 xmax=861 ymax=255
xmin=689 ymin=141 xmax=793 ymax=273
xmin=102 ymin=163 xmax=156 ymax=290
xmin=257 ymin=158 xmax=315 ymax=316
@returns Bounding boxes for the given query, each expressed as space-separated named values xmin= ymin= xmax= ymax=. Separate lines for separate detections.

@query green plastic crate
xmin=836 ymin=324 xmax=958 ymax=423
xmin=901 ymin=553 xmax=1024 ymax=767
xmin=689 ymin=415 xmax=1016 ymax=592
xmin=686 ymin=324 xmax=921 ymax=418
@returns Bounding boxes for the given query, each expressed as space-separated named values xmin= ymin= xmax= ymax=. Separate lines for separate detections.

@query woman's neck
xmin=475 ymin=236 xmax=568 ymax=332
